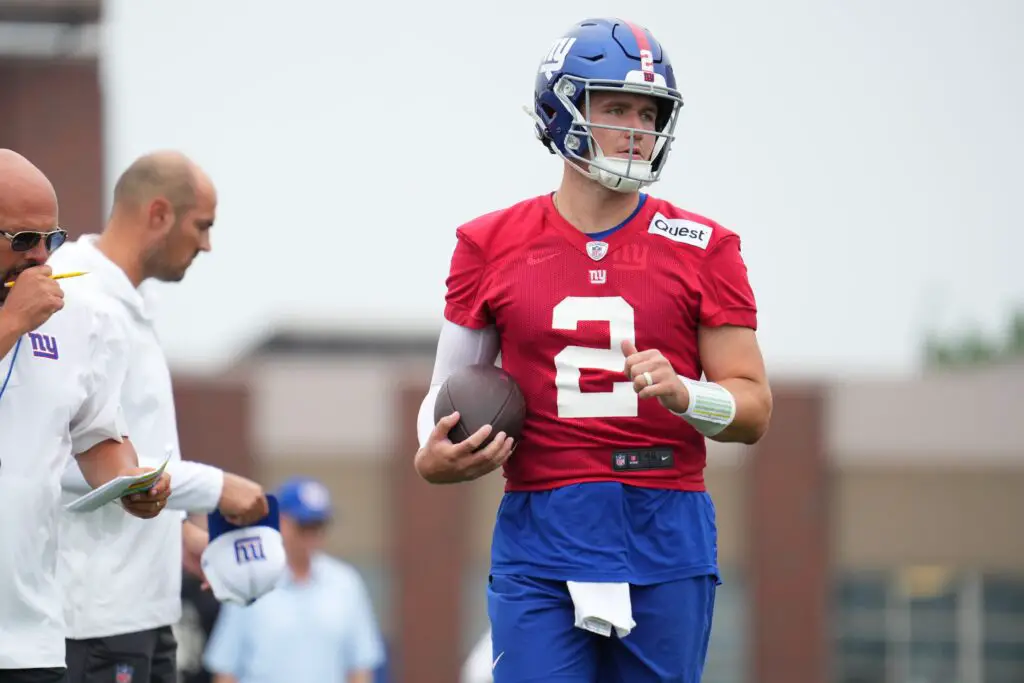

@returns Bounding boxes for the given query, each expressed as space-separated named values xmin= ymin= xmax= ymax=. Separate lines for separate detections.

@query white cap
xmin=200 ymin=494 xmax=286 ymax=606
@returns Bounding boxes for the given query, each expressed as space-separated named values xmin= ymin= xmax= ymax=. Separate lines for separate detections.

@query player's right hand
xmin=218 ymin=473 xmax=270 ymax=526
xmin=0 ymin=265 xmax=64 ymax=334
xmin=415 ymin=411 xmax=515 ymax=484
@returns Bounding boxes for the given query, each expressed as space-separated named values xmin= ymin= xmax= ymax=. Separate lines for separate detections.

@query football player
xmin=415 ymin=17 xmax=773 ymax=682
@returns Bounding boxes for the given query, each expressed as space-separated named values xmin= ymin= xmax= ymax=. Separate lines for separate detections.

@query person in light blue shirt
xmin=202 ymin=476 xmax=385 ymax=683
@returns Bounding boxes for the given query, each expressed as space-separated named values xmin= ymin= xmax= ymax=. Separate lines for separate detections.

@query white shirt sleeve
xmin=164 ymin=460 xmax=225 ymax=512
xmin=69 ymin=299 xmax=131 ymax=455
xmin=416 ymin=321 xmax=500 ymax=448
xmin=59 ymin=457 xmax=222 ymax=512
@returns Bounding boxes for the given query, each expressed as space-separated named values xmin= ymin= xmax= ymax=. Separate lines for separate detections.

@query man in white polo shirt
xmin=50 ymin=150 xmax=269 ymax=683
xmin=0 ymin=149 xmax=173 ymax=683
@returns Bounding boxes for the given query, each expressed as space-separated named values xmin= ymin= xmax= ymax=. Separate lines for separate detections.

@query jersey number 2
xmin=552 ymin=296 xmax=637 ymax=418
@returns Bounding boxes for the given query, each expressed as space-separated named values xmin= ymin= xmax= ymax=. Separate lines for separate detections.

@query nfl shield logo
xmin=586 ymin=241 xmax=608 ymax=261
xmin=115 ymin=664 xmax=133 ymax=683
xmin=614 ymin=453 xmax=626 ymax=468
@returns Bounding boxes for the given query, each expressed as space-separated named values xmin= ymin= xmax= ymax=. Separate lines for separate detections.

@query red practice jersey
xmin=443 ymin=194 xmax=757 ymax=492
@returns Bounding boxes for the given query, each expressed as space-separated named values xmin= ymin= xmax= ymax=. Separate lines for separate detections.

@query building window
xmin=982 ymin=574 xmax=1024 ymax=683
xmin=835 ymin=568 xmax=1024 ymax=683
xmin=835 ymin=571 xmax=888 ymax=683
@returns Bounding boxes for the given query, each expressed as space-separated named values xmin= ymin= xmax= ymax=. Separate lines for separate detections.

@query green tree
xmin=924 ymin=308 xmax=1024 ymax=368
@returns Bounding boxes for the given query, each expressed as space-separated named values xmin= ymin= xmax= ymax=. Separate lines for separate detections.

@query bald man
xmin=50 ymin=151 xmax=269 ymax=683
xmin=0 ymin=150 xmax=172 ymax=683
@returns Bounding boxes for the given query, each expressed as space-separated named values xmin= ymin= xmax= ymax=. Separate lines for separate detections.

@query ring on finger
xmin=642 ymin=371 xmax=654 ymax=387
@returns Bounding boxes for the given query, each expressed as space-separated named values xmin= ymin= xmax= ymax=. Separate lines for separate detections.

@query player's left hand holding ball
xmin=622 ymin=340 xmax=690 ymax=414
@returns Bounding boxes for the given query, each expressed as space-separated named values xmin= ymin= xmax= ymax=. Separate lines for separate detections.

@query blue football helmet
xmin=528 ymin=18 xmax=684 ymax=193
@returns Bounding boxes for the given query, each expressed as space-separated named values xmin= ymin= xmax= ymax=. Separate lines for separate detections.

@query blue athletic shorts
xmin=487 ymin=573 xmax=717 ymax=682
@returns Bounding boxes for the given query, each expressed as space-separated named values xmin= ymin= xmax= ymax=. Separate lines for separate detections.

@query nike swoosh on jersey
xmin=526 ymin=251 xmax=559 ymax=265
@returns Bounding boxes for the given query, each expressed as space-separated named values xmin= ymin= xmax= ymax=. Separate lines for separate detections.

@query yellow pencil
xmin=3 ymin=271 xmax=89 ymax=289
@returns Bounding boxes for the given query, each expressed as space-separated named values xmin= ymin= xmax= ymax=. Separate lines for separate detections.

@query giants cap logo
xmin=233 ymin=535 xmax=267 ymax=564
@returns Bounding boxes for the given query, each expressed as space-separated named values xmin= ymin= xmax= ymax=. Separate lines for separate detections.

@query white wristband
xmin=673 ymin=375 xmax=736 ymax=437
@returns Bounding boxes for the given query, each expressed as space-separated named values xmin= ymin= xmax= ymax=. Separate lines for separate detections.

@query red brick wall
xmin=747 ymin=384 xmax=831 ymax=683
xmin=392 ymin=385 xmax=469 ymax=683
xmin=173 ymin=376 xmax=255 ymax=480
xmin=0 ymin=58 xmax=104 ymax=236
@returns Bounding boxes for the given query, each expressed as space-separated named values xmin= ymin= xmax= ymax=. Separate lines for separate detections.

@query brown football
xmin=433 ymin=364 xmax=526 ymax=450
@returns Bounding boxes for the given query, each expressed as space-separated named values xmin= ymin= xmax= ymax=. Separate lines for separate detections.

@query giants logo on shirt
xmin=647 ymin=212 xmax=712 ymax=250
xmin=28 ymin=331 xmax=58 ymax=360
xmin=233 ymin=536 xmax=267 ymax=564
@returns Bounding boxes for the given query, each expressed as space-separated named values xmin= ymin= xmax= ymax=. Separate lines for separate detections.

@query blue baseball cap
xmin=276 ymin=476 xmax=333 ymax=525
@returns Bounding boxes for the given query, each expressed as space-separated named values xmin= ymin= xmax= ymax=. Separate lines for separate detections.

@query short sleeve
xmin=344 ymin=574 xmax=386 ymax=671
xmin=69 ymin=301 xmax=131 ymax=455
xmin=443 ymin=231 xmax=491 ymax=329
xmin=698 ymin=235 xmax=758 ymax=329
xmin=203 ymin=603 xmax=249 ymax=676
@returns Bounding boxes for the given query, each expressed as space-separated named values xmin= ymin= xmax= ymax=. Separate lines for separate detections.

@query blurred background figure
xmin=202 ymin=477 xmax=385 ymax=683
xmin=173 ymin=575 xmax=220 ymax=683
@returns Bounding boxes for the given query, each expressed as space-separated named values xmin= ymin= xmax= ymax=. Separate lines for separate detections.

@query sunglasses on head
xmin=1 ymin=228 xmax=68 ymax=253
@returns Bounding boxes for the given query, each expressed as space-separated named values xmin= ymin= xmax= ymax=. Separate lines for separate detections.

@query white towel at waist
xmin=566 ymin=581 xmax=635 ymax=638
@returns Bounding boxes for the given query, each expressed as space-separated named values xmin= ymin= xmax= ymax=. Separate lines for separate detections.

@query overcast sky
xmin=100 ymin=0 xmax=1023 ymax=377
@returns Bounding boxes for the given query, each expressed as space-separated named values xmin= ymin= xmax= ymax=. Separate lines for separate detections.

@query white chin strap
xmin=587 ymin=155 xmax=653 ymax=193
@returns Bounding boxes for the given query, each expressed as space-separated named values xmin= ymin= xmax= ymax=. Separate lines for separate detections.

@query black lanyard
xmin=0 ymin=336 xmax=22 ymax=406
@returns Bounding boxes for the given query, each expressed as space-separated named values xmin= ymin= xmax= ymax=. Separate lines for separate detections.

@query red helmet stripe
xmin=622 ymin=20 xmax=653 ymax=70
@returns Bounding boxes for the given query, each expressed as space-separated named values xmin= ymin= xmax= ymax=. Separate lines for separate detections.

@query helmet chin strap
xmin=557 ymin=152 xmax=650 ymax=193
xmin=587 ymin=156 xmax=652 ymax=193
